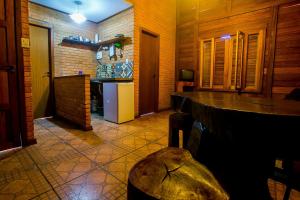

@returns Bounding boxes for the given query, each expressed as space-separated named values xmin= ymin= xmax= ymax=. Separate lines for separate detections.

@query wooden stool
xmin=127 ymin=147 xmax=229 ymax=200
xmin=169 ymin=112 xmax=193 ymax=148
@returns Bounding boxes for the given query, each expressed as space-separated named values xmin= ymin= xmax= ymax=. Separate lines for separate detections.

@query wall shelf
xmin=60 ymin=36 xmax=131 ymax=51
xmin=97 ymin=37 xmax=130 ymax=48
xmin=61 ymin=38 xmax=99 ymax=51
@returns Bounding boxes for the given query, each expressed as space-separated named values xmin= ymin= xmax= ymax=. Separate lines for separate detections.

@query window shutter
xmin=200 ymin=39 xmax=214 ymax=88
xmin=244 ymin=30 xmax=265 ymax=92
xmin=213 ymin=38 xmax=225 ymax=88
xmin=227 ymin=31 xmax=245 ymax=90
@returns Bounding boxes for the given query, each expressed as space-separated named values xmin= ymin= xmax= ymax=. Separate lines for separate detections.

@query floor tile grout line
xmin=27 ymin=189 xmax=58 ymax=200
xmin=25 ymin=148 xmax=62 ymax=200
xmin=96 ymin=164 xmax=129 ymax=185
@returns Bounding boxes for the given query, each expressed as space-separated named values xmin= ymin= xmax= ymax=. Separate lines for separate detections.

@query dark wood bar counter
xmin=171 ymin=91 xmax=300 ymax=200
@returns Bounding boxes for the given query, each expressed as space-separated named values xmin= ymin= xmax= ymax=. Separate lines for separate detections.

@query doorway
xmin=29 ymin=24 xmax=52 ymax=119
xmin=139 ymin=29 xmax=159 ymax=115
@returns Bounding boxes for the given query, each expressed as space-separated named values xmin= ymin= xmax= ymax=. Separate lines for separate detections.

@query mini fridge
xmin=103 ymin=82 xmax=134 ymax=123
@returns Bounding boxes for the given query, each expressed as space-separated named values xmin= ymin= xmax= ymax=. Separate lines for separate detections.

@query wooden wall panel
xmin=273 ymin=2 xmax=300 ymax=95
xmin=177 ymin=0 xmax=197 ymax=25
xmin=231 ymin=0 xmax=275 ymax=14
xmin=198 ymin=0 xmax=228 ymax=23
xmin=177 ymin=24 xmax=197 ymax=75
xmin=198 ymin=8 xmax=272 ymax=39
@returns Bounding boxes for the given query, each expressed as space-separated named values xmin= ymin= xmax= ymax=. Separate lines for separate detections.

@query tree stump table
xmin=128 ymin=147 xmax=229 ymax=200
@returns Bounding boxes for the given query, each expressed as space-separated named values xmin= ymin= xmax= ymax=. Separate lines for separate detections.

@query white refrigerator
xmin=103 ymin=82 xmax=134 ymax=123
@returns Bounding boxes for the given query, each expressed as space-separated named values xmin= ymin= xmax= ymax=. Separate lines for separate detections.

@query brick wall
xmin=29 ymin=2 xmax=98 ymax=77
xmin=54 ymin=75 xmax=92 ymax=130
xmin=127 ymin=0 xmax=177 ymax=115
xmin=97 ymin=8 xmax=134 ymax=65
xmin=19 ymin=0 xmax=34 ymax=144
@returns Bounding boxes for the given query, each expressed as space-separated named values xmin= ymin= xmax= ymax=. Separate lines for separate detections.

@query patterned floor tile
xmin=82 ymin=143 xmax=130 ymax=165
xmin=111 ymin=135 xmax=149 ymax=151
xmin=26 ymin=140 xmax=76 ymax=165
xmin=133 ymin=128 xmax=167 ymax=142
xmin=92 ymin=124 xmax=113 ymax=134
xmin=0 ymin=168 xmax=52 ymax=200
xmin=104 ymin=153 xmax=142 ymax=184
xmin=36 ymin=118 xmax=58 ymax=129
xmin=58 ymin=130 xmax=106 ymax=152
xmin=39 ymin=154 xmax=96 ymax=187
xmin=132 ymin=143 xmax=166 ymax=158
xmin=34 ymin=130 xmax=58 ymax=143
xmin=114 ymin=124 xmax=144 ymax=134
xmin=154 ymin=135 xmax=168 ymax=147
xmin=95 ymin=128 xmax=135 ymax=142
xmin=55 ymin=168 xmax=126 ymax=200
xmin=31 ymin=190 xmax=60 ymax=200
xmin=0 ymin=149 xmax=36 ymax=175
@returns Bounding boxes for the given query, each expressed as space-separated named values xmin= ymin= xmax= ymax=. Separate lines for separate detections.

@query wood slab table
xmin=171 ymin=91 xmax=300 ymax=200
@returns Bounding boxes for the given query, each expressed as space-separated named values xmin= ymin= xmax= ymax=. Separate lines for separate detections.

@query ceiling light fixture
xmin=70 ymin=1 xmax=86 ymax=24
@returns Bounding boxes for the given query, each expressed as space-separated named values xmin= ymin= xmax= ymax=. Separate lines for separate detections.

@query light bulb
xmin=70 ymin=12 xmax=86 ymax=24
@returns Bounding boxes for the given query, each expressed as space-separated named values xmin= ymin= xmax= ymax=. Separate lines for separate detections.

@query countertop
xmin=91 ymin=78 xmax=133 ymax=83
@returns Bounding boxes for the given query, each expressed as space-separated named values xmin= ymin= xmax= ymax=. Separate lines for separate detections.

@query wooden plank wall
xmin=176 ymin=0 xmax=300 ymax=97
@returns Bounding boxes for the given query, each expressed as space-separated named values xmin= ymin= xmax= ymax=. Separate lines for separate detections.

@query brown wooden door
xmin=29 ymin=25 xmax=52 ymax=119
xmin=139 ymin=30 xmax=159 ymax=115
xmin=0 ymin=0 xmax=21 ymax=150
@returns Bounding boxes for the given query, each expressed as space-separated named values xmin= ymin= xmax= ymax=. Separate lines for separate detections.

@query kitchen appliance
xmin=103 ymin=82 xmax=134 ymax=123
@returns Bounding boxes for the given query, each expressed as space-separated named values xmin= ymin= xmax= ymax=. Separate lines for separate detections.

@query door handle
xmin=0 ymin=66 xmax=16 ymax=72
xmin=43 ymin=72 xmax=50 ymax=77
xmin=9 ymin=67 xmax=16 ymax=73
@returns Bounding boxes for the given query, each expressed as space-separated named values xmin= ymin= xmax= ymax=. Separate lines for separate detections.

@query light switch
xmin=21 ymin=38 xmax=30 ymax=48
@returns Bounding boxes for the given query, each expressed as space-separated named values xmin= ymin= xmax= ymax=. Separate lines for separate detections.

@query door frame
xmin=139 ymin=28 xmax=160 ymax=115
xmin=29 ymin=20 xmax=55 ymax=118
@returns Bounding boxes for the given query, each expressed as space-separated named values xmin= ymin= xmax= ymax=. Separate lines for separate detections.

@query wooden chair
xmin=168 ymin=97 xmax=193 ymax=148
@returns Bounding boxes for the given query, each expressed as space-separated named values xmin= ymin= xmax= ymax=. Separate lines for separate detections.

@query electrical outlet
xmin=21 ymin=38 xmax=30 ymax=48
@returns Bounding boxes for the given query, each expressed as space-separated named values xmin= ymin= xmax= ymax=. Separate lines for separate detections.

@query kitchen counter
xmin=91 ymin=78 xmax=133 ymax=83
xmin=54 ymin=75 xmax=92 ymax=130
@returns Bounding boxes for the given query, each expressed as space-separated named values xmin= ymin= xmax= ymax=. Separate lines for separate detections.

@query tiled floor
xmin=0 ymin=111 xmax=299 ymax=200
